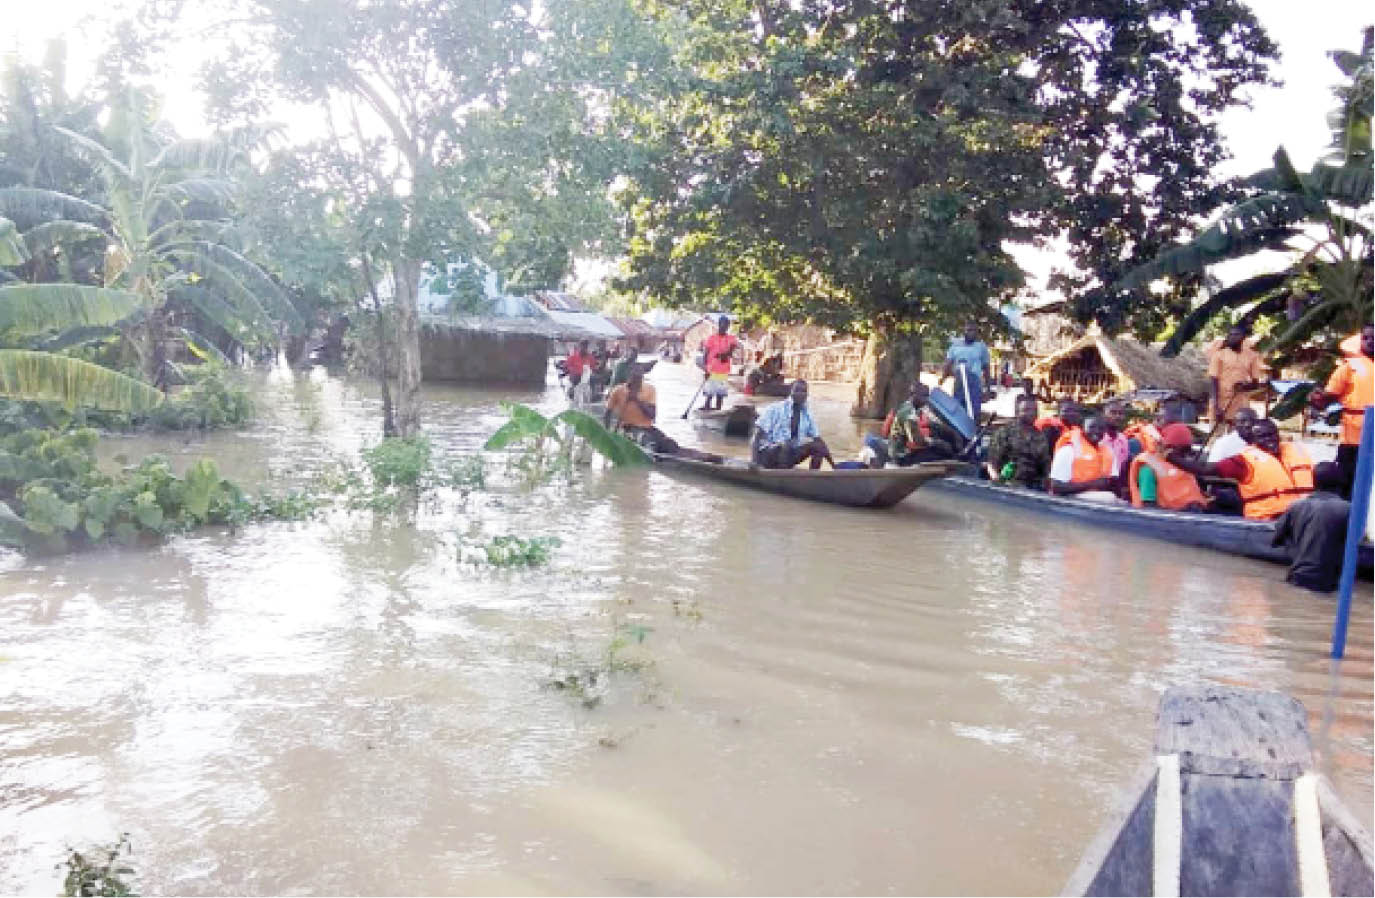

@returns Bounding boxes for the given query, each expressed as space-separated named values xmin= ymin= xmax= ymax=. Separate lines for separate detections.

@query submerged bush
xmin=0 ymin=428 xmax=317 ymax=553
xmin=58 ymin=833 xmax=136 ymax=897
xmin=461 ymin=534 xmax=561 ymax=567
xmin=361 ymin=436 xmax=431 ymax=489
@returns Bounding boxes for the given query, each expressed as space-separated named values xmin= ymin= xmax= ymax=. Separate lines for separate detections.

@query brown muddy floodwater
xmin=1 ymin=361 xmax=1371 ymax=895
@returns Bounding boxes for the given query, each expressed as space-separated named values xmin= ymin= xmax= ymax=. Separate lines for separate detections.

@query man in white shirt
xmin=1206 ymin=407 xmax=1258 ymax=462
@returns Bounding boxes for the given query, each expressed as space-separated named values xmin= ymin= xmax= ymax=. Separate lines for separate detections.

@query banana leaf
xmin=0 ymin=284 xmax=143 ymax=336
xmin=483 ymin=403 xmax=553 ymax=450
xmin=21 ymin=220 xmax=108 ymax=257
xmin=551 ymin=409 xmax=651 ymax=467
xmin=0 ymin=350 xmax=162 ymax=412
xmin=0 ymin=216 xmax=27 ymax=266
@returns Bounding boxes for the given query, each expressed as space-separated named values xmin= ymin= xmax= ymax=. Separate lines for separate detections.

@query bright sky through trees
xmin=6 ymin=0 xmax=1371 ymax=300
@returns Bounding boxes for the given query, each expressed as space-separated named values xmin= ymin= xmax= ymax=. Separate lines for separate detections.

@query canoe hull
xmin=929 ymin=474 xmax=1374 ymax=573
xmin=653 ymin=455 xmax=960 ymax=508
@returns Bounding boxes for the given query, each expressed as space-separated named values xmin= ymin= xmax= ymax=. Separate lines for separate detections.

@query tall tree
xmin=203 ymin=0 xmax=544 ymax=437
xmin=613 ymin=0 xmax=1276 ymax=415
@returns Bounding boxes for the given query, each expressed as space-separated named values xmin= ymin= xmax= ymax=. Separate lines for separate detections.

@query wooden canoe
xmin=652 ymin=454 xmax=960 ymax=508
xmin=1065 ymin=685 xmax=1374 ymax=896
xmin=928 ymin=474 xmax=1374 ymax=574
xmin=691 ymin=404 xmax=757 ymax=437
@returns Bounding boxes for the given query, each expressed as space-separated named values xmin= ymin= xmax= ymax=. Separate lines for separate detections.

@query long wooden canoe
xmin=1065 ymin=685 xmax=1373 ymax=896
xmin=652 ymin=454 xmax=960 ymax=508
xmin=691 ymin=404 xmax=757 ymax=437
xmin=929 ymin=474 xmax=1374 ymax=573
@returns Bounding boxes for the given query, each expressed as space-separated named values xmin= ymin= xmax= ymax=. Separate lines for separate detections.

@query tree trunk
xmin=850 ymin=329 xmax=923 ymax=419
xmin=361 ymin=258 xmax=398 ymax=438
xmin=392 ymin=257 xmax=424 ymax=438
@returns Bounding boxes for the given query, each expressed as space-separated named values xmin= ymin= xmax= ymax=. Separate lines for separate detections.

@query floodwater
xmin=1 ymin=361 xmax=1371 ymax=895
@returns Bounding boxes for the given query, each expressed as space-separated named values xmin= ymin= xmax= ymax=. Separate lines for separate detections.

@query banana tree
xmin=0 ymin=88 xmax=301 ymax=397
xmin=484 ymin=402 xmax=650 ymax=471
xmin=1117 ymin=28 xmax=1372 ymax=364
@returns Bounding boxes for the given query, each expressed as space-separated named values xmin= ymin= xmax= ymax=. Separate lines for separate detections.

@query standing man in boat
xmin=941 ymin=321 xmax=992 ymax=420
xmin=1173 ymin=418 xmax=1313 ymax=520
xmin=1048 ymin=414 xmax=1118 ymax=501
xmin=752 ymin=379 xmax=835 ymax=469
xmin=700 ymin=315 xmax=740 ymax=412
xmin=1307 ymin=324 xmax=1374 ymax=498
xmin=1209 ymin=324 xmax=1268 ymax=425
xmin=987 ymin=395 xmax=1052 ymax=488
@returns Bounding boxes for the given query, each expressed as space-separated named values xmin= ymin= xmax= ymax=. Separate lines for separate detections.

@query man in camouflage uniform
xmin=987 ymin=394 xmax=1052 ymax=488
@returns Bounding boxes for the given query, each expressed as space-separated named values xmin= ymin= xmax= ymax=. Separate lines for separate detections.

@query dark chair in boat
xmin=1065 ymin=685 xmax=1373 ymax=897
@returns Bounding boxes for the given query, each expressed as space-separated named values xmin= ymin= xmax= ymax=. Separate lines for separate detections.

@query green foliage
xmin=361 ymin=437 xmax=432 ymax=489
xmin=464 ymin=534 xmax=561 ymax=567
xmin=483 ymin=402 xmax=649 ymax=474
xmin=58 ymin=833 xmax=136 ymax=897
xmin=0 ymin=428 xmax=316 ymax=554
xmin=1117 ymin=28 xmax=1372 ymax=367
xmin=143 ymin=368 xmax=254 ymax=431
xmin=609 ymin=0 xmax=1276 ymax=343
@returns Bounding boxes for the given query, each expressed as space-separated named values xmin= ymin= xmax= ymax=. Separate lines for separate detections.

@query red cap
xmin=1161 ymin=423 xmax=1193 ymax=448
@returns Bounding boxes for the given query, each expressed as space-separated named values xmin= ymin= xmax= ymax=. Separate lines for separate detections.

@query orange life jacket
xmin=1065 ymin=429 xmax=1114 ymax=484
xmin=1124 ymin=423 xmax=1161 ymax=454
xmin=1236 ymin=443 xmax=1314 ymax=520
xmin=1334 ymin=333 xmax=1373 ymax=446
xmin=1127 ymin=453 xmax=1207 ymax=510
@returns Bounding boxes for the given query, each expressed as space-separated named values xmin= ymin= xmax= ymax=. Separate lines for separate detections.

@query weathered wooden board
xmin=1155 ymin=686 xmax=1312 ymax=779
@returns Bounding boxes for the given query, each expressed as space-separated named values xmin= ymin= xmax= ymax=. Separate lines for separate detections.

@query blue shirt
xmin=946 ymin=339 xmax=990 ymax=377
xmin=755 ymin=398 xmax=818 ymax=446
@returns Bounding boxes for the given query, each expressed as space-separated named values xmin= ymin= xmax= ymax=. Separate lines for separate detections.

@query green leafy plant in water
xmin=544 ymin=621 xmax=656 ymax=710
xmin=484 ymin=402 xmax=649 ymax=482
xmin=463 ymin=534 xmax=560 ymax=567
xmin=361 ymin=436 xmax=432 ymax=489
xmin=0 ymin=428 xmax=318 ymax=553
xmin=58 ymin=833 xmax=137 ymax=897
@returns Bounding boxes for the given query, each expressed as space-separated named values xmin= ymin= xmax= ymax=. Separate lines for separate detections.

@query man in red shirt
xmin=563 ymin=340 xmax=595 ymax=384
xmin=700 ymin=316 xmax=740 ymax=411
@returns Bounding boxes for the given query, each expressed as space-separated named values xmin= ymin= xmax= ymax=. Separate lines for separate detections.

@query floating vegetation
xmin=543 ymin=621 xmax=657 ymax=710
xmin=461 ymin=534 xmax=560 ymax=568
xmin=58 ymin=833 xmax=137 ymax=897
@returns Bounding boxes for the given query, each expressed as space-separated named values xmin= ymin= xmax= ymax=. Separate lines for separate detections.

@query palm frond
xmin=174 ymin=327 xmax=233 ymax=365
xmin=0 ymin=284 xmax=143 ymax=336
xmin=1160 ymin=272 xmax=1290 ymax=357
xmin=160 ymin=178 xmax=237 ymax=208
xmin=1264 ymin=298 xmax=1343 ymax=355
xmin=51 ymin=125 xmax=132 ymax=183
xmin=1118 ymin=217 xmax=1302 ymax=291
xmin=0 ymin=350 xmax=162 ymax=412
xmin=148 ymin=125 xmax=283 ymax=172
xmin=0 ymin=216 xmax=28 ymax=266
xmin=0 ymin=187 xmax=106 ymax=226
xmin=1307 ymin=160 xmax=1374 ymax=207
xmin=551 ymin=409 xmax=651 ymax=466
xmin=21 ymin=220 xmax=107 ymax=257
xmin=186 ymin=242 xmax=304 ymax=334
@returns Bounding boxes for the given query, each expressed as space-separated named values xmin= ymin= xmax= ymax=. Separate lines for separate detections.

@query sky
xmin=4 ymin=0 xmax=1372 ymax=298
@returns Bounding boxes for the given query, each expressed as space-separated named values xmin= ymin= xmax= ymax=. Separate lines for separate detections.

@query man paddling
xmin=752 ymin=379 xmax=835 ymax=469
xmin=700 ymin=315 xmax=740 ymax=411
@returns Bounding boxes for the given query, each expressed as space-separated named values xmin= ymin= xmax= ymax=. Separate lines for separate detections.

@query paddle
xmin=681 ymin=374 xmax=708 ymax=419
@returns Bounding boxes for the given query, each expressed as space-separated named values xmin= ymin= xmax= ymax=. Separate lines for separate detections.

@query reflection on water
xmin=1 ymin=362 xmax=1370 ymax=894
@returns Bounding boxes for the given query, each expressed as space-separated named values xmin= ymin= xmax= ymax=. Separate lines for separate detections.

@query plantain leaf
xmin=0 ymin=216 xmax=28 ymax=266
xmin=0 ymin=187 xmax=105 ymax=226
xmin=0 ymin=284 xmax=142 ymax=335
xmin=551 ymin=409 xmax=651 ymax=467
xmin=1160 ymin=272 xmax=1291 ymax=357
xmin=185 ymin=242 xmax=304 ymax=334
xmin=21 ymin=220 xmax=107 ymax=257
xmin=0 ymin=350 xmax=163 ymax=412
xmin=52 ymin=125 xmax=133 ymax=184
xmin=483 ymin=403 xmax=552 ymax=450
xmin=161 ymin=178 xmax=237 ymax=208
xmin=174 ymin=327 xmax=233 ymax=365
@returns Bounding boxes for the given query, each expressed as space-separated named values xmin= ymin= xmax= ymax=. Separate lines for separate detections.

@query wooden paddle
xmin=681 ymin=374 xmax=708 ymax=419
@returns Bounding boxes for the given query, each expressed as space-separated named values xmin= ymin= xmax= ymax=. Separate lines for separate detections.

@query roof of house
xmin=1026 ymin=334 xmax=1210 ymax=401
xmin=418 ymin=294 xmax=603 ymax=339
xmin=542 ymin=308 xmax=625 ymax=339
xmin=532 ymin=291 xmax=588 ymax=312
xmin=608 ymin=316 xmax=656 ymax=337
xmin=639 ymin=309 xmax=700 ymax=331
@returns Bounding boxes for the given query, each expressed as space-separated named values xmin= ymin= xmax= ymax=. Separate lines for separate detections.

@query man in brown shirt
xmin=1208 ymin=325 xmax=1267 ymax=423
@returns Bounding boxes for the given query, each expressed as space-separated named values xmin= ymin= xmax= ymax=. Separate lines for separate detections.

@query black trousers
xmin=1337 ymin=443 xmax=1358 ymax=500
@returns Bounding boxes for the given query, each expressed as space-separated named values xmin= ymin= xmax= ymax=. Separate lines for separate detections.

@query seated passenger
xmin=1127 ymin=423 xmax=1208 ymax=511
xmin=744 ymin=353 xmax=786 ymax=395
xmin=1205 ymin=407 xmax=1258 ymax=462
xmin=987 ymin=395 xmax=1052 ymax=488
xmin=1037 ymin=400 xmax=1083 ymax=456
xmin=1272 ymin=462 xmax=1351 ymax=593
xmin=1102 ymin=402 xmax=1131 ymax=475
xmin=751 ymin=380 xmax=835 ymax=470
xmin=1048 ymin=414 xmax=1118 ymax=502
xmin=1172 ymin=419 xmax=1313 ymax=520
xmin=1124 ymin=407 xmax=1168 ymax=455
xmin=864 ymin=381 xmax=958 ymax=467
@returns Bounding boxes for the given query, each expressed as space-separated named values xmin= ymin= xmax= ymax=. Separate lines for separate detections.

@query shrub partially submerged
xmin=0 ymin=428 xmax=317 ymax=553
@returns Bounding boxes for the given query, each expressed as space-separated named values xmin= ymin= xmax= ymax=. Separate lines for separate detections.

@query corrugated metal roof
xmin=608 ymin=317 xmax=655 ymax=336
xmin=533 ymin=291 xmax=588 ymax=312
xmin=543 ymin=309 xmax=624 ymax=339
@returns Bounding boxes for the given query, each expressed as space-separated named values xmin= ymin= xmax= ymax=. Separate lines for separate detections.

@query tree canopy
xmin=612 ymin=0 xmax=1278 ymax=343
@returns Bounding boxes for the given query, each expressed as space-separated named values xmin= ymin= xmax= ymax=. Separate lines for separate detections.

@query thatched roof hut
xmin=1025 ymin=334 xmax=1210 ymax=403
